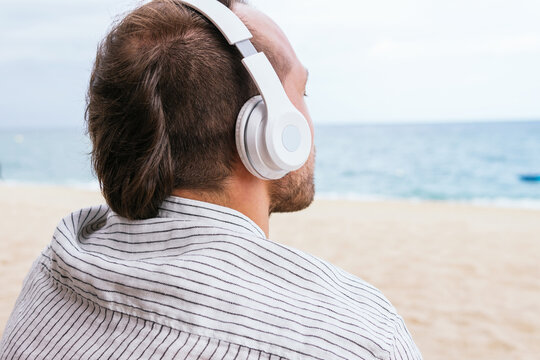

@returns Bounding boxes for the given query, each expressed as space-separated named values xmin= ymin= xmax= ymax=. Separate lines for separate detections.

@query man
xmin=0 ymin=0 xmax=422 ymax=359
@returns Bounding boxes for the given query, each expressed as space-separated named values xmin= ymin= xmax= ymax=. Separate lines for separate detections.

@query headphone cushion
xmin=236 ymin=96 xmax=264 ymax=178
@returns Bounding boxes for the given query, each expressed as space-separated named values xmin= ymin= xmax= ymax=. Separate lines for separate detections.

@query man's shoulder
xmin=231 ymin=236 xmax=419 ymax=359
xmin=254 ymin=237 xmax=423 ymax=359
xmin=261 ymin=237 xmax=396 ymax=316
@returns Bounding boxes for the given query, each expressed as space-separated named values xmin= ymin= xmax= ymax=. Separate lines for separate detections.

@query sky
xmin=1 ymin=0 xmax=539 ymax=128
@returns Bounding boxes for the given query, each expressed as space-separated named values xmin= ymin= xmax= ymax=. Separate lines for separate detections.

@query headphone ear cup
xmin=236 ymin=95 xmax=289 ymax=180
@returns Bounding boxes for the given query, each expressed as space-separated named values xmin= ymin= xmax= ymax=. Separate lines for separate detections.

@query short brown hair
xmin=87 ymin=0 xmax=264 ymax=219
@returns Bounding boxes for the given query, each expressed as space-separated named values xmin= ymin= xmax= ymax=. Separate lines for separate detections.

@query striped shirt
xmin=0 ymin=196 xmax=422 ymax=360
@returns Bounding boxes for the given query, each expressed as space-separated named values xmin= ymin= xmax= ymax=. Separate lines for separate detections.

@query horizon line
xmin=1 ymin=117 xmax=539 ymax=131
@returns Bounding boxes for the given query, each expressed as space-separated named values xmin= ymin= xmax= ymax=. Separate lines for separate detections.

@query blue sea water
xmin=1 ymin=121 xmax=540 ymax=207
xmin=0 ymin=128 xmax=94 ymax=188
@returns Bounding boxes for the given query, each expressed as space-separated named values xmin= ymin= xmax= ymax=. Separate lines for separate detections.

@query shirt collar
xmin=158 ymin=196 xmax=266 ymax=239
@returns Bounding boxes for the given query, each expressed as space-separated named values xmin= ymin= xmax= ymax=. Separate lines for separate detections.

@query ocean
xmin=1 ymin=121 xmax=540 ymax=208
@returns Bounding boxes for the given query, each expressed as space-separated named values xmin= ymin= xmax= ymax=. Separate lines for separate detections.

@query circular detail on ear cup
xmin=282 ymin=125 xmax=302 ymax=152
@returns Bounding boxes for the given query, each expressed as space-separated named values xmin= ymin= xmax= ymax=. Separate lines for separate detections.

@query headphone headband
xmin=180 ymin=0 xmax=252 ymax=45
xmin=181 ymin=0 xmax=293 ymax=114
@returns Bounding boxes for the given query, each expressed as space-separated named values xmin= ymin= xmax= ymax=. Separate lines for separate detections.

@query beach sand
xmin=1 ymin=184 xmax=539 ymax=359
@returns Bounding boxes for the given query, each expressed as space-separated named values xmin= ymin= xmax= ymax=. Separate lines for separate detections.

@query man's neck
xmin=172 ymin=178 xmax=271 ymax=238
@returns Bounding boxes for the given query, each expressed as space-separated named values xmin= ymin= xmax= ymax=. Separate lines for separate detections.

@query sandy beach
xmin=1 ymin=184 xmax=539 ymax=360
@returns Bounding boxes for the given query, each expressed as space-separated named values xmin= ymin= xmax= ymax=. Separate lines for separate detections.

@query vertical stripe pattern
xmin=0 ymin=197 xmax=422 ymax=359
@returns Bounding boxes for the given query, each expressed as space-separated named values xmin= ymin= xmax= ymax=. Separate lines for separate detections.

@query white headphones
xmin=180 ymin=0 xmax=312 ymax=180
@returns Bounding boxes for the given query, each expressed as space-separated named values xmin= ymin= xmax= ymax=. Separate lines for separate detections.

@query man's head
xmin=87 ymin=0 xmax=314 ymax=220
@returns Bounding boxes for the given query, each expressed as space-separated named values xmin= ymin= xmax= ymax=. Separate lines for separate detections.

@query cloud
xmin=0 ymin=0 xmax=136 ymax=63
xmin=492 ymin=34 xmax=540 ymax=55
xmin=367 ymin=34 xmax=540 ymax=60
